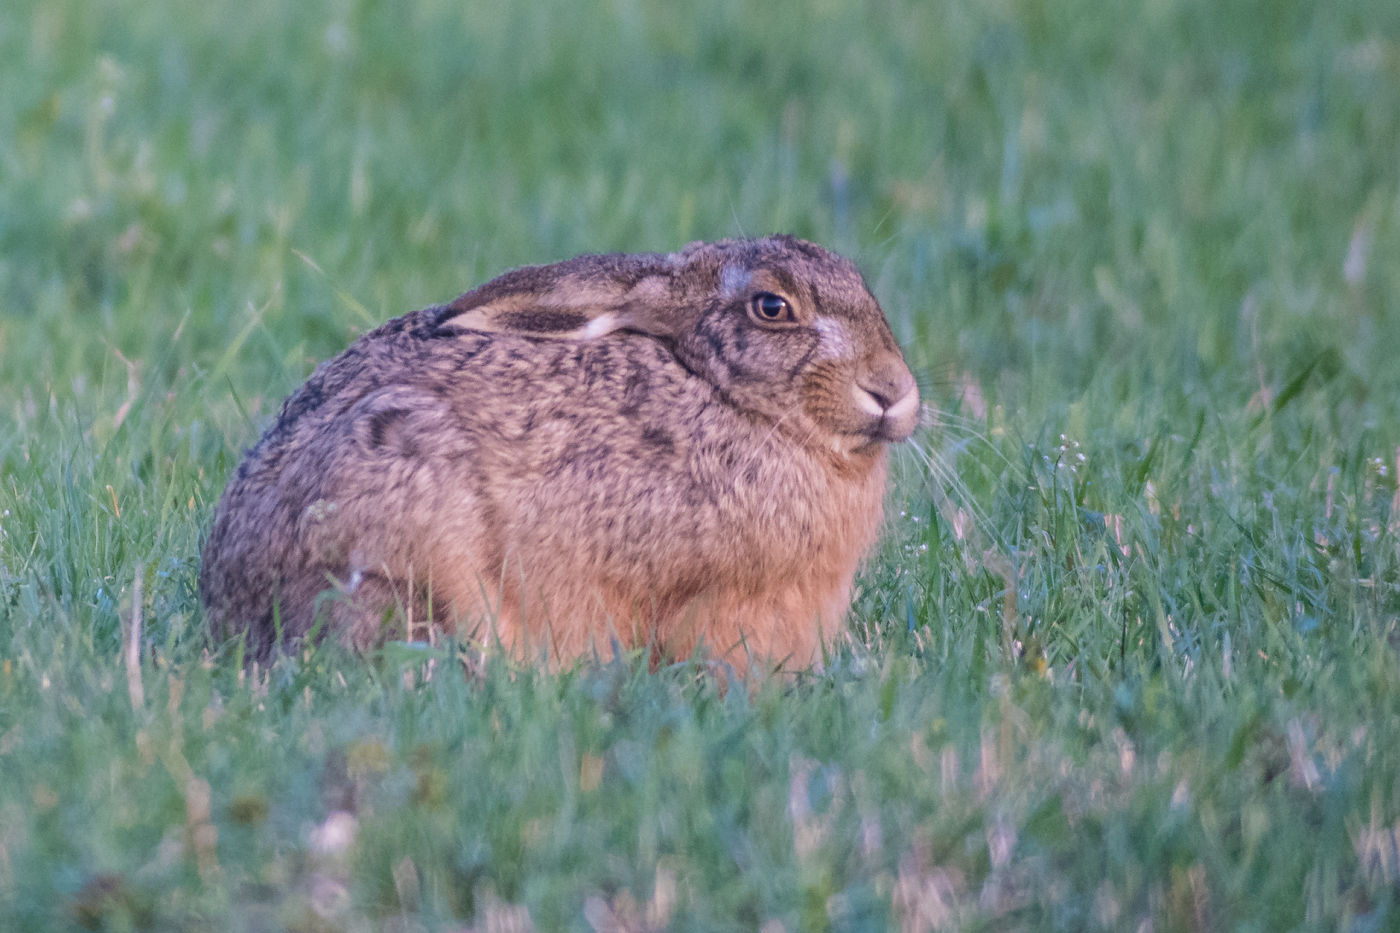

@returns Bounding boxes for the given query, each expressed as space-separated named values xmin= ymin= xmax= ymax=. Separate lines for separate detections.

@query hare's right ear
xmin=436 ymin=265 xmax=682 ymax=341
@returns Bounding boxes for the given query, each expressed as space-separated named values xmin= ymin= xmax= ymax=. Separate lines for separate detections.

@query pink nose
xmin=853 ymin=355 xmax=919 ymax=441
xmin=857 ymin=356 xmax=918 ymax=415
xmin=858 ymin=364 xmax=916 ymax=413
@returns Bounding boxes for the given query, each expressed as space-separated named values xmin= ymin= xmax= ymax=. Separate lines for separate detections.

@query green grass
xmin=3 ymin=0 xmax=1400 ymax=928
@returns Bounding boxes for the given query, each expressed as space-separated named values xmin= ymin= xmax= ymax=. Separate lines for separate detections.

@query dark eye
xmin=749 ymin=292 xmax=795 ymax=324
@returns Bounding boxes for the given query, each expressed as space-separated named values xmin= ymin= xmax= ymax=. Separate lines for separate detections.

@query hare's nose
xmin=855 ymin=358 xmax=919 ymax=420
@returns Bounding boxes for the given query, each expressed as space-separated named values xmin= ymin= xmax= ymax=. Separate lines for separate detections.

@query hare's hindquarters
xmin=200 ymin=382 xmax=488 ymax=654
xmin=296 ymin=384 xmax=509 ymax=646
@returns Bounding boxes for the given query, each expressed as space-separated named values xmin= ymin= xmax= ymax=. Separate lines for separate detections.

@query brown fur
xmin=200 ymin=236 xmax=919 ymax=674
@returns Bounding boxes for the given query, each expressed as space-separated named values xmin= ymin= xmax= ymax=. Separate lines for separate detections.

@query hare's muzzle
xmin=853 ymin=354 xmax=920 ymax=443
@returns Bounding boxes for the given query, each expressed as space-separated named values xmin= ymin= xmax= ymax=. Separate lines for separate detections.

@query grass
xmin=3 ymin=0 xmax=1400 ymax=928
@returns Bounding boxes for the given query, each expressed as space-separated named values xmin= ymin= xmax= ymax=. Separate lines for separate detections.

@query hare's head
xmin=442 ymin=235 xmax=919 ymax=456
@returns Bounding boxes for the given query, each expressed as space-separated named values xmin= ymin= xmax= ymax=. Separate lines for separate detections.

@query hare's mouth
xmin=868 ymin=419 xmax=917 ymax=445
xmin=879 ymin=420 xmax=917 ymax=443
xmin=836 ymin=418 xmax=914 ymax=455
xmin=851 ymin=408 xmax=919 ymax=446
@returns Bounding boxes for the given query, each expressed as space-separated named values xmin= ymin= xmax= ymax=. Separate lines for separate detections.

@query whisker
xmin=919 ymin=405 xmax=984 ymax=427
xmin=738 ymin=406 xmax=805 ymax=476
xmin=922 ymin=410 xmax=985 ymax=429
xmin=918 ymin=410 xmax=1017 ymax=471
xmin=900 ymin=436 xmax=1002 ymax=549
xmin=919 ymin=403 xmax=985 ymax=427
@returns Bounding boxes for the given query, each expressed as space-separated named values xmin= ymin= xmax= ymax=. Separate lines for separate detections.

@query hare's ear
xmin=438 ymin=271 xmax=681 ymax=341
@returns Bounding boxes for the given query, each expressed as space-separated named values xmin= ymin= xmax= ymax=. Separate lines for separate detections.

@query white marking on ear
xmin=816 ymin=318 xmax=852 ymax=357
xmin=580 ymin=312 xmax=618 ymax=339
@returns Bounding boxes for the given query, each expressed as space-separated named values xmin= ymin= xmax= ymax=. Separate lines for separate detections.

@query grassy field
xmin=3 ymin=0 xmax=1400 ymax=928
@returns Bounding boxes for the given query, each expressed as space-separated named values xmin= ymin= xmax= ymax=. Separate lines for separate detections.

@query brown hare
xmin=200 ymin=236 xmax=919 ymax=674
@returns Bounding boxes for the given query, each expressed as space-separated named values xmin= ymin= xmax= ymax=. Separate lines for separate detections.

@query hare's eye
xmin=749 ymin=292 xmax=795 ymax=324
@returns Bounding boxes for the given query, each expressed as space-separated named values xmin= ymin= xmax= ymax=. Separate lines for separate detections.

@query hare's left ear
xmin=437 ymin=266 xmax=682 ymax=341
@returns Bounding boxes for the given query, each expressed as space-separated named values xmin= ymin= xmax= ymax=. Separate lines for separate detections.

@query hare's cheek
xmin=798 ymin=368 xmax=863 ymax=431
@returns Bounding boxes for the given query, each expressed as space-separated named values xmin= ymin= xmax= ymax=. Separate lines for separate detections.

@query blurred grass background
xmin=3 ymin=0 xmax=1400 ymax=929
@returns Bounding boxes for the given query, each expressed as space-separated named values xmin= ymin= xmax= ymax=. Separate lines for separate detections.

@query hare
xmin=200 ymin=235 xmax=919 ymax=674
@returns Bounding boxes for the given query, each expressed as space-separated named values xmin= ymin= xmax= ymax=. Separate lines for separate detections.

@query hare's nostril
xmin=856 ymin=361 xmax=919 ymax=417
xmin=858 ymin=384 xmax=896 ymax=411
xmin=853 ymin=384 xmax=890 ymax=417
xmin=853 ymin=380 xmax=920 ymax=419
